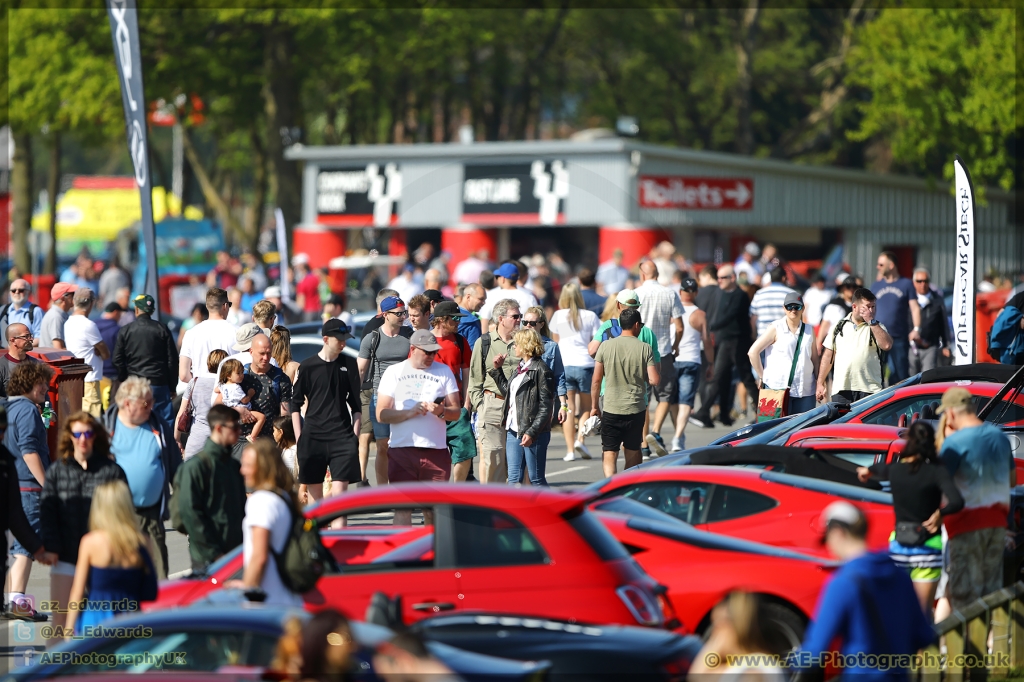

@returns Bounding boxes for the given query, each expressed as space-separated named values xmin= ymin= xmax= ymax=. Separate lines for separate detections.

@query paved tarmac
xmin=1 ymin=412 xmax=740 ymax=670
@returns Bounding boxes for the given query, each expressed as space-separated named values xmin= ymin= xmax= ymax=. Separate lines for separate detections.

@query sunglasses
xmin=914 ymin=279 xmax=929 ymax=284
xmin=10 ymin=288 xmax=26 ymax=294
xmin=71 ymin=430 xmax=94 ymax=440
xmin=388 ymin=310 xmax=408 ymax=318
xmin=507 ymin=314 xmax=523 ymax=320
xmin=420 ymin=349 xmax=438 ymax=356
xmin=785 ymin=304 xmax=804 ymax=312
xmin=717 ymin=276 xmax=732 ymax=281
xmin=522 ymin=320 xmax=541 ymax=327
xmin=11 ymin=334 xmax=31 ymax=342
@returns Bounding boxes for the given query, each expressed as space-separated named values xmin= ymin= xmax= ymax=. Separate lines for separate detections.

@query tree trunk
xmin=44 ymin=132 xmax=60 ymax=275
xmin=262 ymin=23 xmax=303 ymax=233
xmin=11 ymin=133 xmax=33 ymax=275
xmin=246 ymin=127 xmax=268 ymax=254
xmin=179 ymin=123 xmax=248 ymax=245
xmin=734 ymin=0 xmax=760 ymax=155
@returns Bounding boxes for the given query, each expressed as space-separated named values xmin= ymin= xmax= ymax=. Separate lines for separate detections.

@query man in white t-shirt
xmin=179 ymin=287 xmax=238 ymax=381
xmin=63 ymin=288 xmax=110 ymax=417
xmin=377 ymin=330 xmax=461 ymax=509
xmin=478 ymin=263 xmax=538 ymax=334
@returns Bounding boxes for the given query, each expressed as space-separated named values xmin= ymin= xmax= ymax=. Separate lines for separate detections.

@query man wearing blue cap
xmin=478 ymin=262 xmax=537 ymax=335
xmin=358 ymin=296 xmax=413 ymax=485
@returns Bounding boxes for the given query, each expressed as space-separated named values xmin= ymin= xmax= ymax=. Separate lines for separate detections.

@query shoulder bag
xmin=757 ymin=324 xmax=804 ymax=423
xmin=176 ymin=378 xmax=197 ymax=433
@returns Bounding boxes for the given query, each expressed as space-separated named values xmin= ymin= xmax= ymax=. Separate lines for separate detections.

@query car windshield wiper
xmin=979 ymin=365 xmax=1024 ymax=422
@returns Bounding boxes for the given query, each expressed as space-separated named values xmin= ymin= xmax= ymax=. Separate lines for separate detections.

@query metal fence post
xmin=990 ymin=588 xmax=1012 ymax=677
xmin=1012 ymin=582 xmax=1024 ymax=668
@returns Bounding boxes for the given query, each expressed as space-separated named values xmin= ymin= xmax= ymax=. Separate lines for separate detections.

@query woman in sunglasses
xmin=747 ymin=291 xmax=820 ymax=415
xmin=39 ymin=411 xmax=127 ymax=644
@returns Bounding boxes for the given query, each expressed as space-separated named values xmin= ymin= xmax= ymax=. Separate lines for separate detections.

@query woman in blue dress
xmin=64 ymin=480 xmax=158 ymax=637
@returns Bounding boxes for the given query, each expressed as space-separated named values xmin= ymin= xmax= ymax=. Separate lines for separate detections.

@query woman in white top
xmin=548 ymin=283 xmax=601 ymax=461
xmin=748 ymin=292 xmax=819 ymax=415
xmin=224 ymin=439 xmax=304 ymax=607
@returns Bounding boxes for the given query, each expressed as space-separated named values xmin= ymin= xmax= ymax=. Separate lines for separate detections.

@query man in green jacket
xmin=176 ymin=404 xmax=247 ymax=571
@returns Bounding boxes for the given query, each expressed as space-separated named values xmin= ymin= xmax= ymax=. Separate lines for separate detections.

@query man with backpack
xmin=358 ymin=296 xmax=413 ymax=485
xmin=0 ymin=279 xmax=43 ymax=347
xmin=817 ymin=288 xmax=894 ymax=403
xmin=988 ymin=292 xmax=1024 ymax=365
xmin=173 ymin=404 xmax=246 ymax=572
xmin=468 ymin=298 xmax=521 ymax=483
xmin=431 ymin=301 xmax=477 ymax=481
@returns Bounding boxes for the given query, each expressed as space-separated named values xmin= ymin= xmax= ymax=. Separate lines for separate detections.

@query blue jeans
xmin=789 ymin=395 xmax=817 ymax=415
xmin=506 ymin=430 xmax=550 ymax=486
xmin=887 ymin=337 xmax=910 ymax=385
xmin=10 ymin=490 xmax=41 ymax=557
xmin=674 ymin=362 xmax=702 ymax=407
xmin=369 ymin=394 xmax=391 ymax=439
xmin=563 ymin=365 xmax=594 ymax=394
xmin=151 ymin=385 xmax=174 ymax=427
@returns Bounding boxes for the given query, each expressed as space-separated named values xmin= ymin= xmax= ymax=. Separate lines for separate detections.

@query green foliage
xmin=847 ymin=8 xmax=1015 ymax=190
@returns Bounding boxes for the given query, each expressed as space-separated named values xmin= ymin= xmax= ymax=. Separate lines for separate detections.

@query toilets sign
xmin=639 ymin=176 xmax=754 ymax=210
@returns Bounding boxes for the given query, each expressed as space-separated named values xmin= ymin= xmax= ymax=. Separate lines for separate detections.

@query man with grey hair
xmin=0 ymin=323 xmax=41 ymax=398
xmin=107 ymin=376 xmax=181 ymax=579
xmin=910 ymin=266 xmax=951 ymax=373
xmin=0 ymin=278 xmax=42 ymax=347
xmin=64 ymin=288 xmax=110 ymax=417
xmin=468 ymin=298 xmax=521 ymax=483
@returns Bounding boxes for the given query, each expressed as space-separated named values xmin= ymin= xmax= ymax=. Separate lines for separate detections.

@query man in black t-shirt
xmin=292 ymin=319 xmax=362 ymax=501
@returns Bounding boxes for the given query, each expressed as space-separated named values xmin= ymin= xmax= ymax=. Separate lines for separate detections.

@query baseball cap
xmin=616 ymin=289 xmax=641 ymax=307
xmin=51 ymin=282 xmax=78 ymax=299
xmin=423 ymin=289 xmax=445 ymax=304
xmin=937 ymin=387 xmax=973 ymax=414
xmin=105 ymin=301 xmax=125 ymax=314
xmin=380 ymin=296 xmax=406 ymax=313
xmin=291 ymin=253 xmax=310 ymax=267
xmin=133 ymin=294 xmax=155 ymax=314
xmin=263 ymin=285 xmax=282 ymax=299
xmin=233 ymin=323 xmax=262 ymax=351
xmin=784 ymin=292 xmax=803 ymax=307
xmin=817 ymin=501 xmax=867 ymax=542
xmin=494 ymin=263 xmax=520 ymax=280
xmin=744 ymin=241 xmax=761 ymax=257
xmin=680 ymin=278 xmax=698 ymax=293
xmin=410 ymin=329 xmax=442 ymax=352
xmin=322 ymin=318 xmax=352 ymax=339
xmin=432 ymin=301 xmax=464 ymax=318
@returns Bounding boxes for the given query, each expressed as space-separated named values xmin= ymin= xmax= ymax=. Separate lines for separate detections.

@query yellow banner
xmin=32 ymin=186 xmax=203 ymax=241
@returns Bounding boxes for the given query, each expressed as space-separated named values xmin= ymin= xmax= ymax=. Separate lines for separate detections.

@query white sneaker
xmin=574 ymin=441 xmax=592 ymax=459
xmin=670 ymin=436 xmax=683 ymax=453
xmin=563 ymin=452 xmax=576 ymax=462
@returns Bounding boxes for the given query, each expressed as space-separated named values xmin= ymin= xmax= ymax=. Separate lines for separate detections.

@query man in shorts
xmin=430 ymin=301 xmax=477 ymax=481
xmin=589 ymin=308 xmax=660 ymax=477
xmin=292 ymin=319 xmax=362 ymax=501
xmin=377 ymin=330 xmax=461 ymax=521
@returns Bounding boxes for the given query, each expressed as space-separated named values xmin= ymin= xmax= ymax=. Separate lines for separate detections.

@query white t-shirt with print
xmin=549 ymin=308 xmax=600 ymax=368
xmin=181 ymin=319 xmax=238 ymax=377
xmin=377 ymin=359 xmax=459 ymax=449
xmin=243 ymin=490 xmax=304 ymax=607
xmin=64 ymin=314 xmax=104 ymax=382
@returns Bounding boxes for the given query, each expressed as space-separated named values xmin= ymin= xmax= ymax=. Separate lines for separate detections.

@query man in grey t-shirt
xmin=40 ymin=282 xmax=77 ymax=349
xmin=356 ymin=296 xmax=412 ymax=485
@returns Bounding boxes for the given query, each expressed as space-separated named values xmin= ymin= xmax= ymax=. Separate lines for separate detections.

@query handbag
xmin=757 ymin=324 xmax=804 ymax=423
xmin=176 ymin=378 xmax=197 ymax=433
xmin=895 ymin=521 xmax=933 ymax=547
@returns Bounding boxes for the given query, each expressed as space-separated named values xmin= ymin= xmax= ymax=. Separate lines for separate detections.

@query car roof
xmin=786 ymin=424 xmax=905 ymax=442
xmin=921 ymin=364 xmax=1020 ymax=385
xmin=893 ymin=381 xmax=1002 ymax=397
xmin=685 ymin=445 xmax=879 ymax=489
xmin=604 ymin=465 xmax=772 ymax=486
xmin=310 ymin=482 xmax=592 ymax=518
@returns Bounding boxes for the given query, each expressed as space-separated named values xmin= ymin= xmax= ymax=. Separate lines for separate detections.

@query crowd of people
xmin=1 ymin=236 xmax=1021 ymax=681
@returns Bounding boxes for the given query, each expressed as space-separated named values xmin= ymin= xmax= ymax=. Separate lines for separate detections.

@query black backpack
xmin=361 ymin=327 xmax=413 ymax=390
xmin=832 ymin=318 xmax=886 ymax=368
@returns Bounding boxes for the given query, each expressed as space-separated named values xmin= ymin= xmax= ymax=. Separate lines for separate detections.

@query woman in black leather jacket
xmin=488 ymin=328 xmax=554 ymax=485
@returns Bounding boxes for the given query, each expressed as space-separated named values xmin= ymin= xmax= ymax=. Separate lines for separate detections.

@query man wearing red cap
xmin=40 ymin=282 xmax=77 ymax=349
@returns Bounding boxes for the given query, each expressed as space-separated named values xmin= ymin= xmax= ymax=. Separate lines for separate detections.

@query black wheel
xmin=760 ymin=602 xmax=805 ymax=655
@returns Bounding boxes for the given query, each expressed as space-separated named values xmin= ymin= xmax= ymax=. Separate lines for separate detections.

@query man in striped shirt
xmin=749 ymin=267 xmax=796 ymax=338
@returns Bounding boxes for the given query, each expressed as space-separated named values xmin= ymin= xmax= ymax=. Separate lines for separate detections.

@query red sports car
xmin=150 ymin=485 xmax=674 ymax=630
xmin=591 ymin=496 xmax=837 ymax=652
xmin=781 ymin=424 xmax=908 ymax=467
xmin=586 ymin=465 xmax=895 ymax=554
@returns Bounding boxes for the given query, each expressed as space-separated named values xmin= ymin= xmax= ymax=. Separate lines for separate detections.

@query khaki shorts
xmin=360 ymin=388 xmax=374 ymax=437
xmin=947 ymin=526 xmax=1005 ymax=611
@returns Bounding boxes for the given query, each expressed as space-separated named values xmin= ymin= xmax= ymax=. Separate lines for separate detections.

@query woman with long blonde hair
xmin=224 ymin=439 xmax=304 ymax=606
xmin=548 ymin=284 xmax=601 ymax=461
xmin=64 ymin=480 xmax=158 ymax=635
xmin=271 ymin=325 xmax=300 ymax=384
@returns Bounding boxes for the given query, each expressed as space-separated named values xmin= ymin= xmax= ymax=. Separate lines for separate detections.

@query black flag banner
xmin=952 ymin=155 xmax=976 ymax=365
xmin=107 ymin=0 xmax=159 ymax=317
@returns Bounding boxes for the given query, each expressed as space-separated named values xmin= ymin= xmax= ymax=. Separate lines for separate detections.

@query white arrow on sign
xmin=724 ymin=182 xmax=751 ymax=207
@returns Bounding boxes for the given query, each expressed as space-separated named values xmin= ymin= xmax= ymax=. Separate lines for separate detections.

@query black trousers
xmin=695 ymin=337 xmax=759 ymax=424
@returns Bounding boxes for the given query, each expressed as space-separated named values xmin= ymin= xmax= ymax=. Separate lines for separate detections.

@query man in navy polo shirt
xmin=871 ymin=251 xmax=921 ymax=384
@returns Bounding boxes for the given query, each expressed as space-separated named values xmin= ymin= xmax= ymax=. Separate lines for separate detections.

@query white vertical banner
xmin=275 ymin=208 xmax=291 ymax=303
xmin=952 ymin=155 xmax=976 ymax=365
